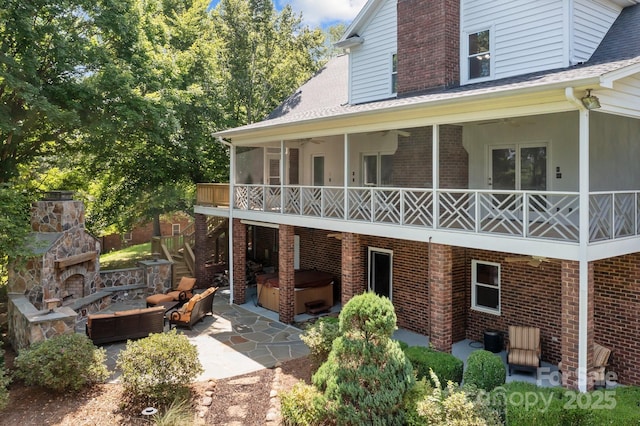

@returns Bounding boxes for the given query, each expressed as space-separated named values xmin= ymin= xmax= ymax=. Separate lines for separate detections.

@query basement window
xmin=471 ymin=260 xmax=500 ymax=314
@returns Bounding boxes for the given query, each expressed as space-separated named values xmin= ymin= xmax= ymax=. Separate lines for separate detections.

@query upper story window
xmin=391 ymin=53 xmax=398 ymax=94
xmin=468 ymin=29 xmax=491 ymax=80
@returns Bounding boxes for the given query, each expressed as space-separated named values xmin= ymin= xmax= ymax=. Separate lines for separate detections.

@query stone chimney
xmin=397 ymin=0 xmax=460 ymax=95
xmin=31 ymin=191 xmax=85 ymax=233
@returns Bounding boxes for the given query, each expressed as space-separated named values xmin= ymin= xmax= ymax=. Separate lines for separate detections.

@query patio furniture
xmin=507 ymin=325 xmax=541 ymax=375
xmin=593 ymin=342 xmax=612 ymax=386
xmin=146 ymin=277 xmax=196 ymax=307
xmin=85 ymin=306 xmax=165 ymax=344
xmin=168 ymin=286 xmax=218 ymax=329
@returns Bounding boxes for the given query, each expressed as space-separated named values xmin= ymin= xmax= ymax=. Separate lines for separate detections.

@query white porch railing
xmin=227 ymin=184 xmax=640 ymax=244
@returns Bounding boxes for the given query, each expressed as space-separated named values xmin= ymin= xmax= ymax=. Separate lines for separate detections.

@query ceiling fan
xmin=504 ymin=255 xmax=560 ymax=267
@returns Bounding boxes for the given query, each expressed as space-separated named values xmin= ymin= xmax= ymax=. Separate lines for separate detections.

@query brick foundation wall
xmin=594 ymin=253 xmax=640 ymax=386
xmin=397 ymin=0 xmax=459 ymax=95
xmin=194 ymin=214 xmax=209 ymax=287
xmin=232 ymin=219 xmax=247 ymax=304
xmin=429 ymin=243 xmax=453 ymax=352
xmin=296 ymin=228 xmax=342 ymax=301
xmin=465 ymin=249 xmax=562 ymax=364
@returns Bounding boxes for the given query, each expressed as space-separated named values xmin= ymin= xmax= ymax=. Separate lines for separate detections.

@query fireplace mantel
xmin=55 ymin=252 xmax=97 ymax=270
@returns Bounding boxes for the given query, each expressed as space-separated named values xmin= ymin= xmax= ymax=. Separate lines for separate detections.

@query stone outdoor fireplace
xmin=9 ymin=191 xmax=101 ymax=309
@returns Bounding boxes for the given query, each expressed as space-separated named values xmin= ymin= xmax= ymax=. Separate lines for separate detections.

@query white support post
xmin=280 ymin=140 xmax=285 ymax=213
xmin=432 ymin=125 xmax=440 ymax=229
xmin=228 ymin=142 xmax=236 ymax=304
xmin=578 ymin=107 xmax=590 ymax=392
xmin=344 ymin=134 xmax=349 ymax=220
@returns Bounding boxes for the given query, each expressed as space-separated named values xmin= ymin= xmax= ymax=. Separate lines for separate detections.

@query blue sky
xmin=210 ymin=0 xmax=368 ymax=28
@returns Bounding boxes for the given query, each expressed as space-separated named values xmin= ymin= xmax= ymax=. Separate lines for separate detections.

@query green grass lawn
xmin=100 ymin=243 xmax=152 ymax=270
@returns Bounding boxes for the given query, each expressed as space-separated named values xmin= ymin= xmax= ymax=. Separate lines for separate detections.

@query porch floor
xmin=242 ymin=286 xmax=560 ymax=388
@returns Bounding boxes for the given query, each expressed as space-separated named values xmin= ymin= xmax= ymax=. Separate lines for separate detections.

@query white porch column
xmin=344 ymin=133 xmax=349 ymax=220
xmin=432 ymin=125 xmax=440 ymax=229
xmin=228 ymin=142 xmax=236 ymax=304
xmin=577 ymin=107 xmax=591 ymax=392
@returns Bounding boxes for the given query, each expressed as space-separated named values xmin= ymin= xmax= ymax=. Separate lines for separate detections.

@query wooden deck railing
xmin=196 ymin=183 xmax=230 ymax=207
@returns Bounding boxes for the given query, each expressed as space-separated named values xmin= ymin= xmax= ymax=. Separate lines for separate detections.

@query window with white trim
xmin=391 ymin=53 xmax=398 ymax=94
xmin=172 ymin=223 xmax=180 ymax=236
xmin=467 ymin=29 xmax=491 ymax=80
xmin=471 ymin=260 xmax=500 ymax=314
xmin=363 ymin=153 xmax=393 ymax=186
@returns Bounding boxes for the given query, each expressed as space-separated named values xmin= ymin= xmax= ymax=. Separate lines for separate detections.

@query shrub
xmin=339 ymin=291 xmax=397 ymax=342
xmin=404 ymin=345 xmax=464 ymax=386
xmin=312 ymin=293 xmax=414 ymax=425
xmin=313 ymin=336 xmax=415 ymax=425
xmin=0 ymin=364 xmax=11 ymax=411
xmin=300 ymin=316 xmax=340 ymax=365
xmin=116 ymin=329 xmax=203 ymax=406
xmin=14 ymin=333 xmax=109 ymax=392
xmin=280 ymin=382 xmax=327 ymax=426
xmin=463 ymin=350 xmax=506 ymax=392
xmin=416 ymin=371 xmax=502 ymax=426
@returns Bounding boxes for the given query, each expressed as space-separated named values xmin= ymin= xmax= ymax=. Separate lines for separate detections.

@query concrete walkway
xmin=94 ymin=287 xmax=309 ymax=383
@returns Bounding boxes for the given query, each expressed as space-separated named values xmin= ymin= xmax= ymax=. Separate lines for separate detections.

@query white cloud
xmin=279 ymin=0 xmax=368 ymax=27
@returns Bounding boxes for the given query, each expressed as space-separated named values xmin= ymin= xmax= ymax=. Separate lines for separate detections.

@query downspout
xmin=217 ymin=137 xmax=234 ymax=305
xmin=564 ymin=87 xmax=590 ymax=392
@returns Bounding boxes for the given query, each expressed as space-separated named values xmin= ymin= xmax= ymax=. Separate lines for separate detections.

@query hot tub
xmin=256 ymin=270 xmax=334 ymax=315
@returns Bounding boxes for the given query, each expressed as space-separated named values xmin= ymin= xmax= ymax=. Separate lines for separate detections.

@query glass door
xmin=312 ymin=155 xmax=324 ymax=186
xmin=368 ymin=248 xmax=392 ymax=300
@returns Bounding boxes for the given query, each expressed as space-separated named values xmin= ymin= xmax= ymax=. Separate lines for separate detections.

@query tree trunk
xmin=152 ymin=213 xmax=161 ymax=236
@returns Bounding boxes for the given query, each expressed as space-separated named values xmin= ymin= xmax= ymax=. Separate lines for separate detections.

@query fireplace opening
xmin=62 ymin=274 xmax=85 ymax=304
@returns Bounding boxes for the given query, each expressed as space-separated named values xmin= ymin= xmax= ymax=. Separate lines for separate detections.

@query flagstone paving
xmin=90 ymin=287 xmax=309 ymax=383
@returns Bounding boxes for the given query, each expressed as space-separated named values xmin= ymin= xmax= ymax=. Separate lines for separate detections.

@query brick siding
xmin=594 ymin=253 xmax=640 ymax=386
xmin=296 ymin=227 xmax=343 ymax=301
xmin=465 ymin=249 xmax=562 ymax=366
xmin=397 ymin=0 xmax=460 ymax=95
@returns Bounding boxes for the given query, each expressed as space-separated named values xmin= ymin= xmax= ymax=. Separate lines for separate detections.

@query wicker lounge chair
xmin=168 ymin=287 xmax=218 ymax=329
xmin=146 ymin=276 xmax=196 ymax=307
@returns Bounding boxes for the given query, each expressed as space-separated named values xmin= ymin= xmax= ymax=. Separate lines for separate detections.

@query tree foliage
xmin=0 ymin=0 xmax=327 ymax=236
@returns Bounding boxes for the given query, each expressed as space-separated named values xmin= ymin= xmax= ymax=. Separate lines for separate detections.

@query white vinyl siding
xmin=572 ymin=0 xmax=621 ymax=63
xmin=350 ymin=0 xmax=397 ymax=104
xmin=462 ymin=0 xmax=566 ymax=84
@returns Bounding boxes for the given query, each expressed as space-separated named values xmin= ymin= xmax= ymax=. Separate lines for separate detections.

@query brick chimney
xmin=397 ymin=0 xmax=460 ymax=95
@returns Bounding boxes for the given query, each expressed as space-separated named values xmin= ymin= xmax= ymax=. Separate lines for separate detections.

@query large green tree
xmin=213 ymin=0 xmax=325 ymax=125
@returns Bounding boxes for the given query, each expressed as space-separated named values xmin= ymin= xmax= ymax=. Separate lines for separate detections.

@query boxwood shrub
xmin=14 ymin=333 xmax=109 ymax=392
xmin=463 ymin=349 xmax=506 ymax=391
xmin=403 ymin=345 xmax=464 ymax=386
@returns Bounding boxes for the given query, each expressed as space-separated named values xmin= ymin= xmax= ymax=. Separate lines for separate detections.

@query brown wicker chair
xmin=168 ymin=287 xmax=218 ymax=329
xmin=146 ymin=277 xmax=196 ymax=307
xmin=507 ymin=325 xmax=541 ymax=375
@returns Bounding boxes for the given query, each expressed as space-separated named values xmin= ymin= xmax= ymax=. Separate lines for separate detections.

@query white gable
xmin=347 ymin=0 xmax=397 ymax=104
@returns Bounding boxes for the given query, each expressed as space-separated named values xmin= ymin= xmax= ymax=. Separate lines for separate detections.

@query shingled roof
xmin=217 ymin=4 xmax=640 ymax=137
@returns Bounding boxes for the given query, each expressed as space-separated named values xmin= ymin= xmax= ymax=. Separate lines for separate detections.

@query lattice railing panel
xmin=403 ymin=190 xmax=433 ymax=227
xmin=348 ymin=189 xmax=372 ymax=221
xmin=264 ymin=186 xmax=281 ymax=212
xmin=614 ymin=193 xmax=636 ymax=238
xmin=373 ymin=190 xmax=401 ymax=224
xmin=284 ymin=187 xmax=300 ymax=215
xmin=323 ymin=188 xmax=345 ymax=219
xmin=301 ymin=187 xmax=322 ymax=217
xmin=478 ymin=193 xmax=523 ymax=236
xmin=234 ymin=186 xmax=249 ymax=210
xmin=589 ymin=194 xmax=612 ymax=242
xmin=528 ymin=194 xmax=579 ymax=241
xmin=438 ymin=191 xmax=476 ymax=231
